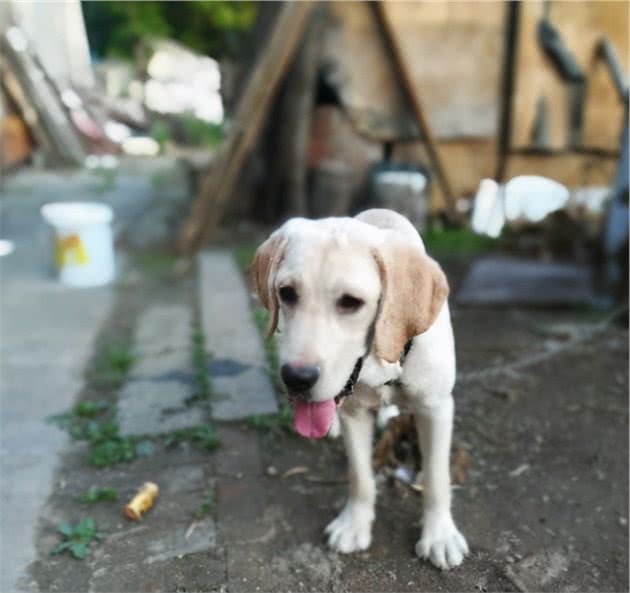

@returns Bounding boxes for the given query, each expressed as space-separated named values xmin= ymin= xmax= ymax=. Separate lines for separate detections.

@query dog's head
xmin=250 ymin=216 xmax=448 ymax=438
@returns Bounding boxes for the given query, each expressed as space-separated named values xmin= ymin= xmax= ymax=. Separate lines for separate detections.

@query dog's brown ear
xmin=371 ymin=242 xmax=449 ymax=362
xmin=248 ymin=232 xmax=287 ymax=336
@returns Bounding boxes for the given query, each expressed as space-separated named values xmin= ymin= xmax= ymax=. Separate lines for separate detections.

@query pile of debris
xmin=0 ymin=1 xmax=222 ymax=171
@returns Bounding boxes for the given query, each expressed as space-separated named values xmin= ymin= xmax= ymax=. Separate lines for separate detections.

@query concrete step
xmin=198 ymin=250 xmax=278 ymax=420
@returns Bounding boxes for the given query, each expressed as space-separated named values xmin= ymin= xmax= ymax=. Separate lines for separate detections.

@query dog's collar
xmin=334 ymin=356 xmax=365 ymax=405
xmin=334 ymin=339 xmax=413 ymax=405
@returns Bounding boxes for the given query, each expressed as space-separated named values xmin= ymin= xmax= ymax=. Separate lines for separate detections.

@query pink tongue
xmin=292 ymin=399 xmax=336 ymax=439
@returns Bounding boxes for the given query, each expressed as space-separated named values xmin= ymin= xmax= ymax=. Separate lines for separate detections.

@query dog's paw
xmin=325 ymin=501 xmax=374 ymax=553
xmin=415 ymin=512 xmax=469 ymax=570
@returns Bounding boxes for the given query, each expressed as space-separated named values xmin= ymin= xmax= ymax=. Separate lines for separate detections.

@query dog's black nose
xmin=281 ymin=363 xmax=320 ymax=394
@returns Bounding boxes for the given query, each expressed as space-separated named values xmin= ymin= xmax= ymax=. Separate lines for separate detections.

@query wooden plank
xmin=324 ymin=2 xmax=504 ymax=142
xmin=178 ymin=1 xmax=315 ymax=252
xmin=373 ymin=1 xmax=460 ymax=222
xmin=266 ymin=5 xmax=327 ymax=218
xmin=381 ymin=2 xmax=504 ymax=139
xmin=323 ymin=2 xmax=413 ymax=141
xmin=510 ymin=1 xmax=628 ymax=152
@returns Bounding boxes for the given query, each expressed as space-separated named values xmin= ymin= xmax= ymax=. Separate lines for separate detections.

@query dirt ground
xmin=24 ymin=252 xmax=629 ymax=593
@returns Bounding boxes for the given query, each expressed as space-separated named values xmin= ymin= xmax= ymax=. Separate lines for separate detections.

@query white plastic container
xmin=41 ymin=202 xmax=115 ymax=287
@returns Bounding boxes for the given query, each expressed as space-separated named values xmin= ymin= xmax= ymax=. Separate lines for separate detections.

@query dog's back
xmin=354 ymin=208 xmax=426 ymax=253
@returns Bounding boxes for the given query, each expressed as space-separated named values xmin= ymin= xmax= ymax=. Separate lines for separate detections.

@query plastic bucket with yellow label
xmin=41 ymin=202 xmax=115 ymax=287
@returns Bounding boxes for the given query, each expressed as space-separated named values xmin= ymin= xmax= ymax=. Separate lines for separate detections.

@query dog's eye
xmin=337 ymin=294 xmax=364 ymax=313
xmin=279 ymin=286 xmax=298 ymax=305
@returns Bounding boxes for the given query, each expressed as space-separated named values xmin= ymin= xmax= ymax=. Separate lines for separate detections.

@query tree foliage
xmin=82 ymin=1 xmax=257 ymax=60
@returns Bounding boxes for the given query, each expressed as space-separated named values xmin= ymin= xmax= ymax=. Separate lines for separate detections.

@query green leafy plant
xmin=88 ymin=340 xmax=135 ymax=389
xmin=73 ymin=401 xmax=109 ymax=418
xmin=89 ymin=436 xmax=136 ymax=468
xmin=150 ymin=119 xmax=173 ymax=147
xmin=77 ymin=487 xmax=119 ymax=503
xmin=134 ymin=251 xmax=179 ymax=277
xmin=82 ymin=2 xmax=257 ymax=60
xmin=181 ymin=113 xmax=222 ymax=148
xmin=233 ymin=244 xmax=257 ymax=273
xmin=48 ymin=405 xmax=137 ymax=468
xmin=194 ymin=484 xmax=215 ymax=520
xmin=46 ymin=404 xmax=110 ymax=441
xmin=164 ymin=424 xmax=220 ymax=452
xmin=50 ymin=518 xmax=103 ymax=560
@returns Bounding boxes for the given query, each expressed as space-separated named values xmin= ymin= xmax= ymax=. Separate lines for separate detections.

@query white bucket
xmin=41 ymin=202 xmax=115 ymax=287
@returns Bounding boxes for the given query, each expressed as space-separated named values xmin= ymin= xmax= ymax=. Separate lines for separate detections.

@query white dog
xmin=250 ymin=209 xmax=469 ymax=570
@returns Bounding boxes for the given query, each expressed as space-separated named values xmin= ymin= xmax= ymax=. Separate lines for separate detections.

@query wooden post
xmin=373 ymin=2 xmax=461 ymax=223
xmin=178 ymin=1 xmax=315 ymax=253
xmin=263 ymin=5 xmax=327 ymax=220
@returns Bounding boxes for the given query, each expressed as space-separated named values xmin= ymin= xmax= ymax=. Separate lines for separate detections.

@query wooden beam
xmin=495 ymin=1 xmax=520 ymax=181
xmin=178 ymin=1 xmax=315 ymax=253
xmin=372 ymin=2 xmax=461 ymax=223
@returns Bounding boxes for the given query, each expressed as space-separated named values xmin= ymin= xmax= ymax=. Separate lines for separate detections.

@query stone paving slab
xmin=133 ymin=304 xmax=192 ymax=357
xmin=118 ymin=380 xmax=204 ymax=437
xmin=198 ymin=251 xmax=278 ymax=420
xmin=117 ymin=304 xmax=204 ymax=437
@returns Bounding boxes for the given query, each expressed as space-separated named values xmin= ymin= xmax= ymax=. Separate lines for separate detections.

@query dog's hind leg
xmin=325 ymin=391 xmax=375 ymax=553
xmin=411 ymin=392 xmax=469 ymax=570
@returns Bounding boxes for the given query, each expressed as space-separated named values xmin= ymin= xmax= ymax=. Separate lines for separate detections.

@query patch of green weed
xmin=89 ymin=340 xmax=134 ymax=389
xmin=150 ymin=119 xmax=172 ymax=148
xmin=181 ymin=113 xmax=222 ymax=148
xmin=47 ymin=405 xmax=137 ymax=468
xmin=135 ymin=252 xmax=179 ymax=277
xmin=73 ymin=401 xmax=109 ymax=418
xmin=163 ymin=424 xmax=221 ymax=452
xmin=46 ymin=405 xmax=110 ymax=441
xmin=50 ymin=518 xmax=103 ymax=560
xmin=233 ymin=244 xmax=257 ymax=273
xmin=423 ymin=227 xmax=498 ymax=255
xmin=89 ymin=437 xmax=136 ymax=468
xmin=77 ymin=487 xmax=119 ymax=503
xmin=253 ymin=307 xmax=280 ymax=380
xmin=194 ymin=484 xmax=215 ymax=520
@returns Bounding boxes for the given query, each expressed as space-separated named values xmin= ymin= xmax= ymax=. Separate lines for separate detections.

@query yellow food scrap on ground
xmin=124 ymin=482 xmax=159 ymax=521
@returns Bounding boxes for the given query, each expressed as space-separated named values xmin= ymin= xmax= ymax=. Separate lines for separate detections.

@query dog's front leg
xmin=413 ymin=393 xmax=469 ymax=570
xmin=325 ymin=399 xmax=375 ymax=553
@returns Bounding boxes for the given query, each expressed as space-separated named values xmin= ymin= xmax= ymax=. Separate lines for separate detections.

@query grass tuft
xmin=194 ymin=484 xmax=215 ymax=520
xmin=77 ymin=487 xmax=119 ymax=503
xmin=163 ymin=424 xmax=221 ymax=452
xmin=50 ymin=518 xmax=103 ymax=560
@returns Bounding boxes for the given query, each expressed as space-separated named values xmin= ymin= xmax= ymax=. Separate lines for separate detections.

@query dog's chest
xmin=359 ymin=355 xmax=402 ymax=388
